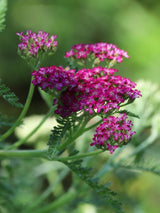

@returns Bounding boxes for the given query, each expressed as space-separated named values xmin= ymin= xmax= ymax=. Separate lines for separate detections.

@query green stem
xmin=23 ymin=168 xmax=70 ymax=213
xmin=59 ymin=149 xmax=103 ymax=161
xmin=32 ymin=188 xmax=76 ymax=213
xmin=0 ymin=149 xmax=48 ymax=159
xmin=0 ymin=78 xmax=35 ymax=142
xmin=58 ymin=117 xmax=89 ymax=151
xmin=0 ymin=149 xmax=103 ymax=160
xmin=7 ymin=106 xmax=56 ymax=150
xmin=84 ymin=118 xmax=103 ymax=132
xmin=120 ymin=131 xmax=158 ymax=161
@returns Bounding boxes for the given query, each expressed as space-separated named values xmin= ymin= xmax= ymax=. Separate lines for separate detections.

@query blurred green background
xmin=1 ymin=0 xmax=160 ymax=212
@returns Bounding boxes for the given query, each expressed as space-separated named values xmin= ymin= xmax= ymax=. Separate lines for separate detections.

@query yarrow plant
xmin=6 ymin=28 xmax=160 ymax=213
xmin=31 ymin=43 xmax=141 ymax=153
xmin=1 ymin=2 xmax=160 ymax=212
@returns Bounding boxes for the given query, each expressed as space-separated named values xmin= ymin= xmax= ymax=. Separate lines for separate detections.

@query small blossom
xmin=17 ymin=30 xmax=58 ymax=58
xmin=31 ymin=66 xmax=77 ymax=91
xmin=91 ymin=114 xmax=136 ymax=154
xmin=65 ymin=42 xmax=129 ymax=65
xmin=74 ymin=67 xmax=141 ymax=115
xmin=32 ymin=65 xmax=141 ymax=118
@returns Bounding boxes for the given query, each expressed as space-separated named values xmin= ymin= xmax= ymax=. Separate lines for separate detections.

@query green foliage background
xmin=1 ymin=0 xmax=160 ymax=213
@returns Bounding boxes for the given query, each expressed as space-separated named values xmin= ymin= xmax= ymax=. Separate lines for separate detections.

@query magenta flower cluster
xmin=65 ymin=42 xmax=129 ymax=63
xmin=16 ymin=30 xmax=58 ymax=57
xmin=30 ymin=38 xmax=141 ymax=154
xmin=91 ymin=114 xmax=136 ymax=154
xmin=32 ymin=66 xmax=141 ymax=118
xmin=74 ymin=67 xmax=141 ymax=115
xmin=32 ymin=66 xmax=77 ymax=91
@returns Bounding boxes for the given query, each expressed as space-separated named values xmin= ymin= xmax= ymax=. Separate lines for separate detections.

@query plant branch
xmin=0 ymin=149 xmax=48 ymax=159
xmin=0 ymin=149 xmax=104 ymax=160
xmin=58 ymin=117 xmax=90 ymax=151
xmin=84 ymin=118 xmax=103 ymax=132
xmin=120 ymin=130 xmax=159 ymax=162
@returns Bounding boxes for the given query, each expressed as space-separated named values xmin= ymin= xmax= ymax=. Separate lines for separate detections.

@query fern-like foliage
xmin=0 ymin=0 xmax=7 ymax=32
xmin=120 ymin=164 xmax=160 ymax=176
xmin=0 ymin=79 xmax=23 ymax=108
xmin=116 ymin=156 xmax=160 ymax=177
xmin=0 ymin=177 xmax=15 ymax=212
xmin=0 ymin=113 xmax=14 ymax=128
xmin=62 ymin=158 xmax=124 ymax=213
xmin=48 ymin=115 xmax=76 ymax=158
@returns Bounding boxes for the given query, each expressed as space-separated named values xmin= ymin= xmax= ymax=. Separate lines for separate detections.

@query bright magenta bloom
xmin=65 ymin=42 xmax=129 ymax=63
xmin=31 ymin=66 xmax=141 ymax=118
xmin=32 ymin=66 xmax=77 ymax=91
xmin=17 ymin=30 xmax=57 ymax=58
xmin=91 ymin=114 xmax=136 ymax=154
xmin=75 ymin=67 xmax=141 ymax=115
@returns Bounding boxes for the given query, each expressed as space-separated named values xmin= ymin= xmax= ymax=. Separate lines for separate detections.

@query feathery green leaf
xmin=0 ymin=0 xmax=7 ymax=32
xmin=117 ymin=154 xmax=160 ymax=176
xmin=63 ymin=158 xmax=124 ymax=213
xmin=48 ymin=115 xmax=76 ymax=158
xmin=0 ymin=113 xmax=14 ymax=129
xmin=0 ymin=79 xmax=23 ymax=108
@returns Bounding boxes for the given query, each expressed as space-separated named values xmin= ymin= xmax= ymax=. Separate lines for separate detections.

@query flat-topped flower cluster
xmin=32 ymin=66 xmax=141 ymax=119
xmin=19 ymin=31 xmax=141 ymax=154
xmin=91 ymin=114 xmax=136 ymax=153
xmin=65 ymin=42 xmax=129 ymax=64
xmin=17 ymin=30 xmax=57 ymax=57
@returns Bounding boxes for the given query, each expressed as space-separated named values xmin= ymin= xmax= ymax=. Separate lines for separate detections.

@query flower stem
xmin=0 ymin=149 xmax=103 ymax=160
xmin=0 ymin=149 xmax=48 ymax=159
xmin=32 ymin=188 xmax=76 ymax=213
xmin=58 ymin=117 xmax=89 ymax=151
xmin=0 ymin=78 xmax=35 ymax=142
xmin=84 ymin=118 xmax=103 ymax=132
xmin=7 ymin=106 xmax=56 ymax=150
xmin=22 ymin=168 xmax=70 ymax=213
xmin=59 ymin=149 xmax=104 ymax=161
xmin=121 ymin=131 xmax=158 ymax=161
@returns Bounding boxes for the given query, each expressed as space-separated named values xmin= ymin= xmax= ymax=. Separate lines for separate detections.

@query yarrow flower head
xmin=32 ymin=65 xmax=141 ymax=118
xmin=16 ymin=30 xmax=58 ymax=63
xmin=65 ymin=42 xmax=129 ymax=67
xmin=31 ymin=65 xmax=77 ymax=93
xmin=74 ymin=66 xmax=141 ymax=115
xmin=91 ymin=114 xmax=136 ymax=154
xmin=31 ymin=65 xmax=81 ymax=117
